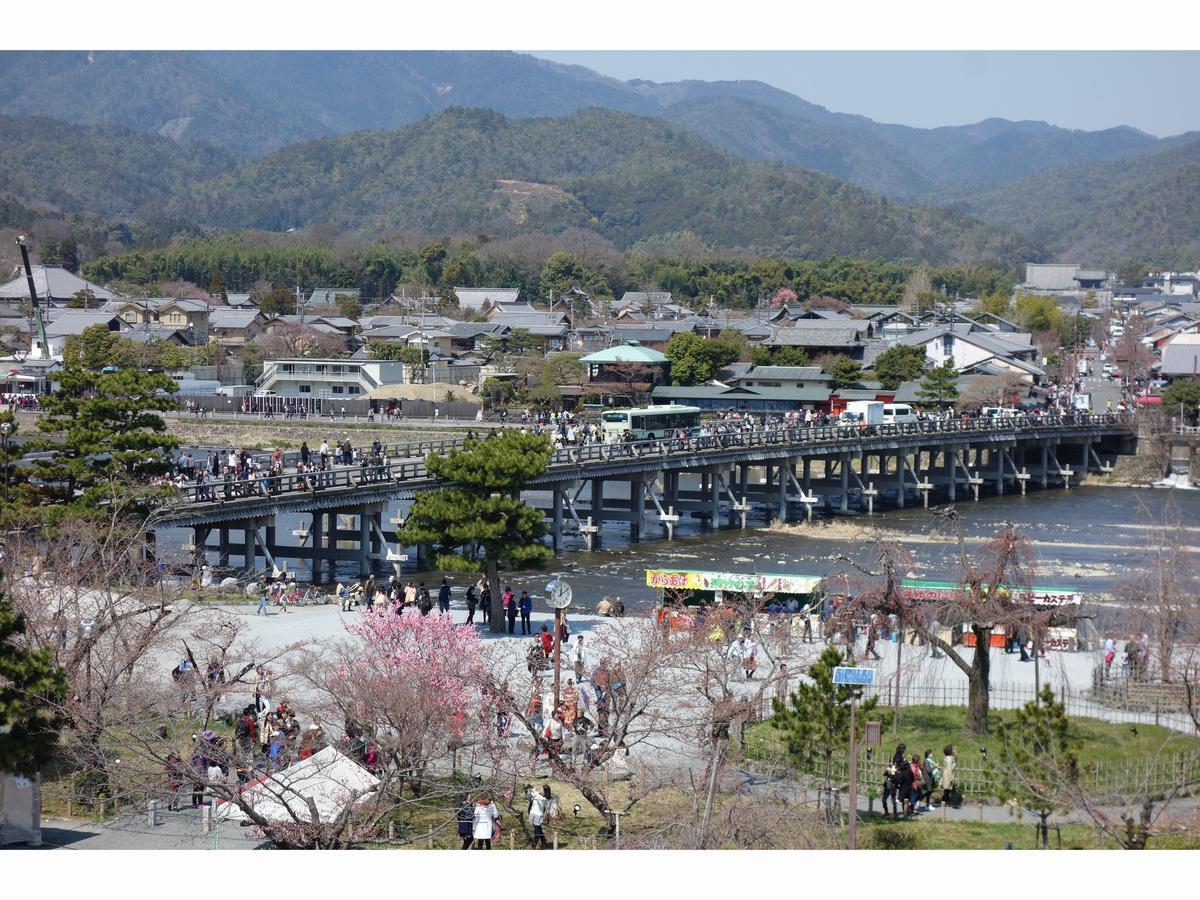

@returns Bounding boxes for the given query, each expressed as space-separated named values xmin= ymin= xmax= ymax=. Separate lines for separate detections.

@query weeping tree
xmin=398 ymin=431 xmax=553 ymax=632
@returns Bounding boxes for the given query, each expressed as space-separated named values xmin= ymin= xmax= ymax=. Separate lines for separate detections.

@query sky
xmin=532 ymin=51 xmax=1200 ymax=138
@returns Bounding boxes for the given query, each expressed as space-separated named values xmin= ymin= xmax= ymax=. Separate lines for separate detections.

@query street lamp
xmin=1 ymin=421 xmax=11 ymax=504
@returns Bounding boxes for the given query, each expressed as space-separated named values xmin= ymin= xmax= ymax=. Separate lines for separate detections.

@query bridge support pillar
xmin=243 ymin=521 xmax=256 ymax=576
xmin=311 ymin=512 xmax=325 ymax=584
xmin=709 ymin=466 xmax=721 ymax=526
xmin=629 ymin=478 xmax=645 ymax=542
xmin=946 ymin=447 xmax=957 ymax=503
xmin=894 ymin=452 xmax=905 ymax=508
xmin=369 ymin=507 xmax=383 ymax=571
xmin=218 ymin=528 xmax=230 ymax=569
xmin=1040 ymin=445 xmax=1049 ymax=488
xmin=840 ymin=453 xmax=850 ymax=513
xmin=994 ymin=447 xmax=1004 ymax=495
xmin=777 ymin=461 xmax=789 ymax=523
xmin=589 ymin=478 xmax=604 ymax=550
xmin=802 ymin=458 xmax=812 ymax=492
xmin=265 ymin=522 xmax=277 ymax=574
xmin=358 ymin=508 xmax=371 ymax=578
xmin=552 ymin=488 xmax=564 ymax=553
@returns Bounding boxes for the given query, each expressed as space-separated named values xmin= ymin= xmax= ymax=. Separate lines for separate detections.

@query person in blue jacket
xmin=519 ymin=590 xmax=533 ymax=635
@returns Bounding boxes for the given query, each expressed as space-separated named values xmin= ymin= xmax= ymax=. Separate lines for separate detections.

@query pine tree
xmin=28 ymin=367 xmax=180 ymax=520
xmin=398 ymin=431 xmax=554 ymax=632
xmin=915 ymin=360 xmax=959 ymax=409
xmin=989 ymin=687 xmax=1080 ymax=849
xmin=770 ymin=646 xmax=883 ymax=793
xmin=0 ymin=578 xmax=69 ymax=775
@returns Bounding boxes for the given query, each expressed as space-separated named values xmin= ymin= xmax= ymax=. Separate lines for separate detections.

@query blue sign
xmin=832 ymin=666 xmax=876 ymax=686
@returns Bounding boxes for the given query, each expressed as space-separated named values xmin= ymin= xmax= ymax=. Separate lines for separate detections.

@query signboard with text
xmin=900 ymin=580 xmax=1081 ymax=608
xmin=646 ymin=569 xmax=822 ymax=595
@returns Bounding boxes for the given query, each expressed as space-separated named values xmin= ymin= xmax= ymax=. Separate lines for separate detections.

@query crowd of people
xmin=3 ymin=392 xmax=41 ymax=411
xmin=881 ymin=743 xmax=960 ymax=818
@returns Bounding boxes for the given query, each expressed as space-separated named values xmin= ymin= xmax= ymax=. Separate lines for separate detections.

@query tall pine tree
xmin=0 ymin=577 xmax=68 ymax=775
xmin=398 ymin=431 xmax=553 ymax=632
xmin=916 ymin=360 xmax=960 ymax=409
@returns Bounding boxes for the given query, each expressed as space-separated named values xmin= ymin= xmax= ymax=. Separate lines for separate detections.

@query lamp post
xmin=0 ymin=421 xmax=10 ymax=504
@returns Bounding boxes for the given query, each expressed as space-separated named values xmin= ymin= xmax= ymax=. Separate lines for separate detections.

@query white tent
xmin=213 ymin=747 xmax=378 ymax=824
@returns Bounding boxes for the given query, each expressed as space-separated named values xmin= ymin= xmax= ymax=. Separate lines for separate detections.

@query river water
xmin=167 ymin=484 xmax=1200 ymax=612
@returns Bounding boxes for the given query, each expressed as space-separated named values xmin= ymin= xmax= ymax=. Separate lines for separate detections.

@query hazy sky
xmin=533 ymin=51 xmax=1200 ymax=137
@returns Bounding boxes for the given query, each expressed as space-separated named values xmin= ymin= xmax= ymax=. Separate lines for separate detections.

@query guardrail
xmin=168 ymin=413 xmax=1133 ymax=508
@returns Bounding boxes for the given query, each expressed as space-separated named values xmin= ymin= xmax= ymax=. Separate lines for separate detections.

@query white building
xmin=254 ymin=358 xmax=408 ymax=400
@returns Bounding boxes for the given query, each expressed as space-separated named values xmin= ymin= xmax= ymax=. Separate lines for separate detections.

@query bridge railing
xmin=169 ymin=413 xmax=1131 ymax=507
xmin=549 ymin=412 xmax=1130 ymax=465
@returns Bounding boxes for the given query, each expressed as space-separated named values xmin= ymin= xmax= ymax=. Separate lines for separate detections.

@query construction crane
xmin=15 ymin=236 xmax=49 ymax=360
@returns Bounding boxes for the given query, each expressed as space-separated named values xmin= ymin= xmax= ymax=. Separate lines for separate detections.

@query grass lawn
xmin=746 ymin=703 xmax=1200 ymax=769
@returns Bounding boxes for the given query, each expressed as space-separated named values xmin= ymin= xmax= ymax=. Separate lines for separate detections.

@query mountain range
xmin=0 ymin=49 xmax=1195 ymax=267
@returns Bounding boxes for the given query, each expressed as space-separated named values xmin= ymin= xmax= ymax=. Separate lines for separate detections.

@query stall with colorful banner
xmin=647 ymin=568 xmax=824 ymax=632
xmin=899 ymin=579 xmax=1083 ymax=650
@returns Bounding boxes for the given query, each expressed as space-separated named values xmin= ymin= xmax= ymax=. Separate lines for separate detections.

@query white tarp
xmin=213 ymin=747 xmax=378 ymax=824
xmin=0 ymin=772 xmax=41 ymax=846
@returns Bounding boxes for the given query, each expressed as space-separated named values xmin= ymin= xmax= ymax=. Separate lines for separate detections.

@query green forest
xmin=81 ymin=231 xmax=1015 ymax=309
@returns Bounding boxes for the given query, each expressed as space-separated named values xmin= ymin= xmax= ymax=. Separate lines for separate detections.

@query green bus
xmin=600 ymin=405 xmax=701 ymax=442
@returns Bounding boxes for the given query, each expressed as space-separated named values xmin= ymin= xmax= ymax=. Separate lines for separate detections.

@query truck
xmin=1076 ymin=357 xmax=1090 ymax=377
xmin=840 ymin=400 xmax=884 ymax=426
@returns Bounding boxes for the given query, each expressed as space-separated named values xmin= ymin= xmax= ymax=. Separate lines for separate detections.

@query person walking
xmin=866 ymin=615 xmax=882 ymax=660
xmin=465 ymin=583 xmax=478 ymax=625
xmin=941 ymin=745 xmax=959 ymax=807
xmin=882 ymin=765 xmax=899 ymax=819
xmin=472 ymin=793 xmax=500 ymax=849
xmin=527 ymin=784 xmax=551 ymax=849
xmin=256 ymin=590 xmax=269 ymax=616
xmin=519 ymin=590 xmax=533 ymax=635
xmin=438 ymin=578 xmax=452 ymax=615
xmin=895 ymin=755 xmax=915 ymax=818
xmin=504 ymin=586 xmax=518 ymax=634
xmin=457 ymin=794 xmax=475 ymax=850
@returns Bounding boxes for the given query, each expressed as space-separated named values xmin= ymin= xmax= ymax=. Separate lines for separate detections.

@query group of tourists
xmin=1102 ymin=633 xmax=1152 ymax=680
xmin=3 ymin=392 xmax=40 ymax=411
xmin=519 ymin=634 xmax=630 ymax=770
xmin=163 ymin=661 xmax=369 ymax=811
xmin=456 ymin=785 xmax=561 ymax=849
xmin=882 ymin=743 xmax=960 ymax=819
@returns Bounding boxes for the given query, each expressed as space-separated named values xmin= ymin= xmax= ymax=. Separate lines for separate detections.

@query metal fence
xmin=743 ymin=678 xmax=1200 ymax=802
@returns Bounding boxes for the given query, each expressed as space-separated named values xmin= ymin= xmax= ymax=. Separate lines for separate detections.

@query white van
xmin=881 ymin=403 xmax=918 ymax=425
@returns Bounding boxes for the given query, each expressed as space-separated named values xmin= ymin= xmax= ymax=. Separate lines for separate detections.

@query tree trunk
xmin=487 ymin=559 xmax=504 ymax=634
xmin=966 ymin=624 xmax=992 ymax=735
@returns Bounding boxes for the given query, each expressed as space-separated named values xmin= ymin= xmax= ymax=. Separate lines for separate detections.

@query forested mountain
xmin=942 ymin=133 xmax=1200 ymax=267
xmin=150 ymin=107 xmax=1040 ymax=265
xmin=0 ymin=115 xmax=238 ymax=216
xmin=660 ymin=95 xmax=936 ymax=200
xmin=0 ymin=50 xmax=1172 ymax=198
xmin=0 ymin=51 xmax=327 ymax=156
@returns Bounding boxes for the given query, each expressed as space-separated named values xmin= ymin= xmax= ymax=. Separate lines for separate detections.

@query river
xmin=166 ymin=484 xmax=1200 ymax=611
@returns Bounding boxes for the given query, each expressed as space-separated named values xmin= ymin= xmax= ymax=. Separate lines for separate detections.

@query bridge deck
xmin=155 ymin=414 xmax=1134 ymax=528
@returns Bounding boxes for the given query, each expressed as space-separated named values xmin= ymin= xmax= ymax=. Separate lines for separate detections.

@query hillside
xmin=660 ymin=95 xmax=934 ymax=200
xmin=944 ymin=134 xmax=1200 ymax=266
xmin=151 ymin=107 xmax=1041 ymax=264
xmin=0 ymin=51 xmax=326 ymax=156
xmin=0 ymin=51 xmax=1171 ymax=200
xmin=0 ymin=115 xmax=238 ymax=217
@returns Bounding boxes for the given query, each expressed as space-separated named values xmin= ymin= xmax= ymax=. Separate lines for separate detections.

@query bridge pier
xmin=630 ymin=476 xmax=646 ymax=542
xmin=552 ymin=488 xmax=564 ymax=553
xmin=311 ymin=511 xmax=325 ymax=583
xmin=590 ymin=478 xmax=604 ymax=550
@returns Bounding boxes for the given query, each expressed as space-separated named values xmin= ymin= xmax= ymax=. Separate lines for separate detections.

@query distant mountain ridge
xmin=0 ymin=50 xmax=1170 ymax=196
xmin=149 ymin=106 xmax=1041 ymax=264
xmin=0 ymin=50 xmax=1195 ymax=267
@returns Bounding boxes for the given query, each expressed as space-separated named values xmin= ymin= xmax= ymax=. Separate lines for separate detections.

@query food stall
xmin=899 ymin=580 xmax=1083 ymax=650
xmin=646 ymin=568 xmax=824 ymax=633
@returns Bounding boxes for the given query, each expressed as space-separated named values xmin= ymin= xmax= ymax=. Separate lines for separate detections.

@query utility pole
xmin=297 ymin=285 xmax=305 ymax=324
